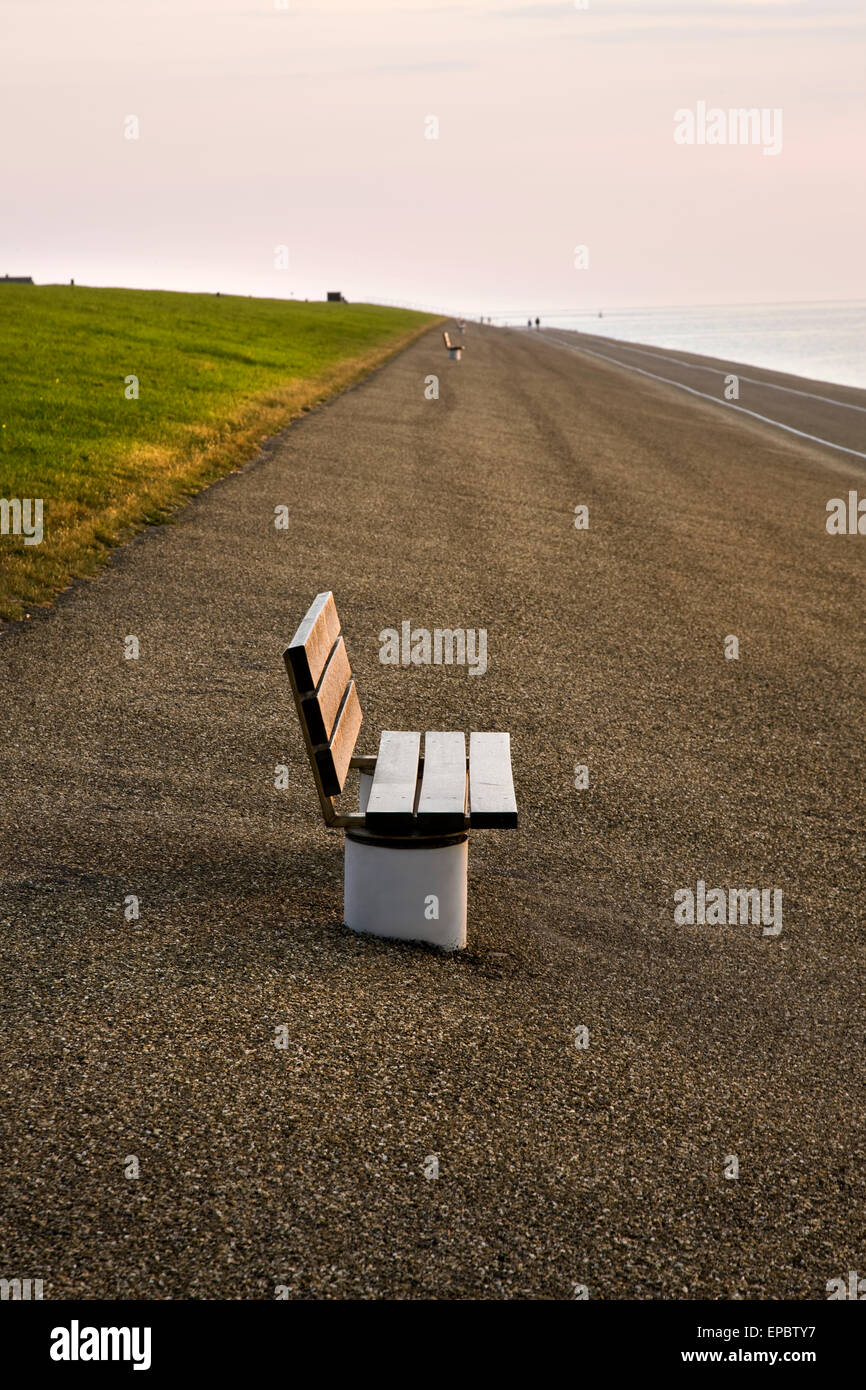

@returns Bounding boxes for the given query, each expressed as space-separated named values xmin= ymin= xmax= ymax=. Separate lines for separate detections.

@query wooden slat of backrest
xmin=417 ymin=732 xmax=467 ymax=832
xmin=443 ymin=331 xmax=451 ymax=348
xmin=301 ymin=635 xmax=352 ymax=746
xmin=468 ymin=732 xmax=517 ymax=828
xmin=365 ymin=731 xmax=421 ymax=834
xmin=314 ymin=680 xmax=363 ymax=796
xmin=284 ymin=591 xmax=341 ymax=693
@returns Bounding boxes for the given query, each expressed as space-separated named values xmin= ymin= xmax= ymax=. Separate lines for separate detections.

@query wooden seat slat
xmin=285 ymin=591 xmax=341 ymax=693
xmin=301 ymin=634 xmax=352 ymax=746
xmin=417 ymin=732 xmax=467 ymax=832
xmin=314 ymin=679 xmax=363 ymax=796
xmin=468 ymin=732 xmax=517 ymax=828
xmin=365 ymin=731 xmax=421 ymax=834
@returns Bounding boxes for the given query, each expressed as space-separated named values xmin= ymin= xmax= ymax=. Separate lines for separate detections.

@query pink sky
xmin=2 ymin=0 xmax=864 ymax=316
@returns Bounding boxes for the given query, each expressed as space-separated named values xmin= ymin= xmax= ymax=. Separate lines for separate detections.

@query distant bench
xmin=443 ymin=330 xmax=464 ymax=361
xmin=284 ymin=591 xmax=517 ymax=948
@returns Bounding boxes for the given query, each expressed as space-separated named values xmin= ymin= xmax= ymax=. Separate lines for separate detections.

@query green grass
xmin=0 ymin=286 xmax=436 ymax=621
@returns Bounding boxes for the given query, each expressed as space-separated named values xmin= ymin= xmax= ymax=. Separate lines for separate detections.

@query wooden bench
xmin=283 ymin=592 xmax=517 ymax=947
xmin=442 ymin=330 xmax=464 ymax=361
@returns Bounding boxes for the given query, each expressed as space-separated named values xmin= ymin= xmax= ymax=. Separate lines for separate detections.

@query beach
xmin=1 ymin=322 xmax=864 ymax=1299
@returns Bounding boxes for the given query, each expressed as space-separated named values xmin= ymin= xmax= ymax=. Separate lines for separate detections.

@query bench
xmin=284 ymin=591 xmax=517 ymax=948
xmin=442 ymin=330 xmax=464 ymax=361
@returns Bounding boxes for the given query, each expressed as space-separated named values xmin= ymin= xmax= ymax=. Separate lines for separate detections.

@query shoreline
xmin=506 ymin=297 xmax=866 ymax=392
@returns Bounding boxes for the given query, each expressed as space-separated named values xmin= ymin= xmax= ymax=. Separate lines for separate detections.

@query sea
xmin=517 ymin=301 xmax=866 ymax=391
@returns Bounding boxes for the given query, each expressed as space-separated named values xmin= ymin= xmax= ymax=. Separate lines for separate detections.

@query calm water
xmin=537 ymin=301 xmax=866 ymax=391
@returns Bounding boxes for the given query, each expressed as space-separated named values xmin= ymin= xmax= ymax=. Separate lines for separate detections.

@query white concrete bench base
xmin=343 ymin=769 xmax=468 ymax=950
xmin=344 ymin=832 xmax=468 ymax=951
xmin=447 ymin=346 xmax=462 ymax=361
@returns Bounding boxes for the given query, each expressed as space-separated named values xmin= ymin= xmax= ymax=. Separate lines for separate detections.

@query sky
xmin=2 ymin=0 xmax=864 ymax=316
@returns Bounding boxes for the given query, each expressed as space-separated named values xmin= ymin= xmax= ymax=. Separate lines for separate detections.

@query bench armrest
xmin=349 ymin=754 xmax=378 ymax=771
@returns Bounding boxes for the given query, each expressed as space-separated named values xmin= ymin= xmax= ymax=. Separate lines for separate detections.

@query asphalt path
xmin=1 ymin=323 xmax=864 ymax=1298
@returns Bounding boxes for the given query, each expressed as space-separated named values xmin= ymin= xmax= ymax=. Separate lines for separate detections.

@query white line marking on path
xmin=540 ymin=331 xmax=866 ymax=462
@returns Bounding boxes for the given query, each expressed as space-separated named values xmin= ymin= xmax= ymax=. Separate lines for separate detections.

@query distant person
xmin=527 ymin=318 xmax=532 ymax=329
xmin=535 ymin=316 xmax=540 ymax=329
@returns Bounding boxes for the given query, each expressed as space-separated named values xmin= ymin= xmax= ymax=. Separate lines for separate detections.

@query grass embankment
xmin=0 ymin=286 xmax=436 ymax=620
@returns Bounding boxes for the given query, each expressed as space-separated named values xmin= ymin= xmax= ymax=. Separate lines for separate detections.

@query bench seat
xmin=284 ymin=591 xmax=517 ymax=838
xmin=365 ymin=730 xmax=517 ymax=836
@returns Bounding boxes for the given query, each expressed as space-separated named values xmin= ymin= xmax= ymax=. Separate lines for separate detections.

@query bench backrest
xmin=284 ymin=592 xmax=363 ymax=807
xmin=443 ymin=331 xmax=451 ymax=348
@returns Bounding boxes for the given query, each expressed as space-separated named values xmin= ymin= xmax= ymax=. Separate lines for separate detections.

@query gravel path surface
xmin=1 ymin=324 xmax=864 ymax=1299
